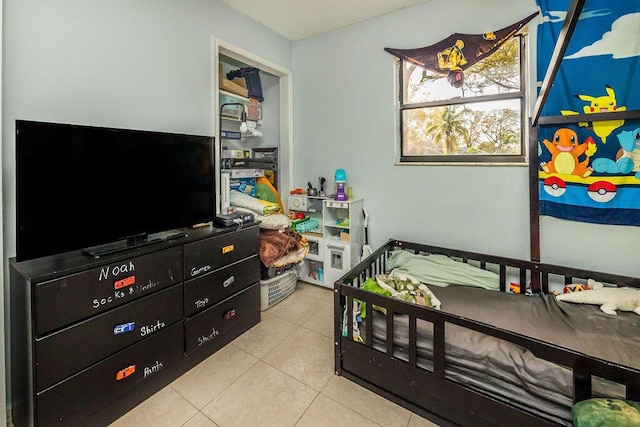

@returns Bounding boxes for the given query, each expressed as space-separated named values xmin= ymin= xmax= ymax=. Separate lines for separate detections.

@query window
xmin=396 ymin=35 xmax=527 ymax=164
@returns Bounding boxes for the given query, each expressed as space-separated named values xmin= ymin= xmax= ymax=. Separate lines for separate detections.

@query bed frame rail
xmin=344 ymin=239 xmax=542 ymax=293
xmin=334 ymin=239 xmax=640 ymax=427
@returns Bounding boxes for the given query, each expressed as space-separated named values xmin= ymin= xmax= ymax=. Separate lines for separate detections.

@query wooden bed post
xmin=531 ymin=0 xmax=586 ymax=127
xmin=528 ymin=119 xmax=540 ymax=264
xmin=529 ymin=0 xmax=585 ymax=272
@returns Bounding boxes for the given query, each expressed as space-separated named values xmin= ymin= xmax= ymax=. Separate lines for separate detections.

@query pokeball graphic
xmin=543 ymin=176 xmax=566 ymax=197
xmin=587 ymin=181 xmax=617 ymax=203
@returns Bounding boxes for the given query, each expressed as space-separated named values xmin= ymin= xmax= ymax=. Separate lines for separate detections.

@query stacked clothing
xmin=226 ymin=67 xmax=263 ymax=101
xmin=259 ymin=228 xmax=308 ymax=269
xmin=230 ymin=190 xmax=281 ymax=215
xmin=230 ymin=190 xmax=308 ymax=278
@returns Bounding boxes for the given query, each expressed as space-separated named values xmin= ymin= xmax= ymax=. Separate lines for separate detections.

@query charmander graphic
xmin=540 ymin=128 xmax=597 ymax=178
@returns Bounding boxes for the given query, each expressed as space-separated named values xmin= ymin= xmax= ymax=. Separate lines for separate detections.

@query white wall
xmin=292 ymin=0 xmax=537 ymax=259
xmin=292 ymin=0 xmax=640 ymax=277
xmin=2 ymin=0 xmax=291 ymax=416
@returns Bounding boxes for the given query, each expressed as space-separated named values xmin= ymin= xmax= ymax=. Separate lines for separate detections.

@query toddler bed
xmin=334 ymin=239 xmax=640 ymax=426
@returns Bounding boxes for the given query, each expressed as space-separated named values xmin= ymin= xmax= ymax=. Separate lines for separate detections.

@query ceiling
xmin=220 ymin=0 xmax=433 ymax=41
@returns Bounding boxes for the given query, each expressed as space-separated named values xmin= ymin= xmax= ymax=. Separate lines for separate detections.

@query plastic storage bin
xmin=260 ymin=271 xmax=298 ymax=311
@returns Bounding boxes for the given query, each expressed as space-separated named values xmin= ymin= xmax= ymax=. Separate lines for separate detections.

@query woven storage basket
xmin=260 ymin=270 xmax=298 ymax=311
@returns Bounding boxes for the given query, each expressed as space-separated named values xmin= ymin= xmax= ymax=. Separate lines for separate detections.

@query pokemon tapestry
xmin=537 ymin=0 xmax=640 ymax=226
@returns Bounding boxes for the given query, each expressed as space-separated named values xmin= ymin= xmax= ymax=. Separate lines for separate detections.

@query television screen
xmin=16 ymin=120 xmax=216 ymax=261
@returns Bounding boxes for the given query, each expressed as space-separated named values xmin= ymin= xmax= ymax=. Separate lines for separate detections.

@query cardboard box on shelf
xmin=222 ymin=148 xmax=250 ymax=159
xmin=219 ymin=64 xmax=248 ymax=97
xmin=230 ymin=177 xmax=257 ymax=197
xmin=229 ymin=168 xmax=264 ymax=179
xmin=220 ymin=130 xmax=241 ymax=140
xmin=247 ymin=99 xmax=262 ymax=121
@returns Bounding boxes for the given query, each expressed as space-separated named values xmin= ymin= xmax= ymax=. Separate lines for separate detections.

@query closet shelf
xmin=220 ymin=89 xmax=249 ymax=102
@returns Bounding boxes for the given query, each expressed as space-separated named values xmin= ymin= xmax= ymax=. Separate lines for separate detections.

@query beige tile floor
xmin=110 ymin=281 xmax=439 ymax=427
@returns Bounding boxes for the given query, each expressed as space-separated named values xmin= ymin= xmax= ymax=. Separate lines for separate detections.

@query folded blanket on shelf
xmin=259 ymin=228 xmax=304 ymax=267
xmin=230 ymin=190 xmax=281 ymax=215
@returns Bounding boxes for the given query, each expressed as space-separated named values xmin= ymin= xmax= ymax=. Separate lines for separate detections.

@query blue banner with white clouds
xmin=536 ymin=0 xmax=640 ymax=226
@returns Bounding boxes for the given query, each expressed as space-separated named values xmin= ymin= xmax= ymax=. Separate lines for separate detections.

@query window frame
xmin=396 ymin=34 xmax=528 ymax=165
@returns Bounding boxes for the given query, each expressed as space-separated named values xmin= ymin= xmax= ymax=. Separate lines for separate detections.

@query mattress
xmin=359 ymin=285 xmax=639 ymax=425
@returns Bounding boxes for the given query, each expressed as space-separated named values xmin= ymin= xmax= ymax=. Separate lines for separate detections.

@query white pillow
xmin=259 ymin=213 xmax=291 ymax=230
xmin=235 ymin=207 xmax=290 ymax=230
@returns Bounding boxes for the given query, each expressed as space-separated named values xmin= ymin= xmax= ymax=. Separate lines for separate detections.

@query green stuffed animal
xmin=364 ymin=272 xmax=441 ymax=311
xmin=573 ymin=398 xmax=640 ymax=426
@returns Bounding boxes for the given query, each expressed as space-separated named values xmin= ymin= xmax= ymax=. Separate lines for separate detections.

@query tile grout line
xmin=169 ymin=345 xmax=260 ymax=420
xmin=292 ymin=392 xmax=322 ymax=426
xmin=317 ymin=386 xmax=395 ymax=427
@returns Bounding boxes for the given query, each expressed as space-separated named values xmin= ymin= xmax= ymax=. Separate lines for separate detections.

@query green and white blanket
xmin=386 ymin=250 xmax=500 ymax=291
xmin=361 ymin=271 xmax=441 ymax=316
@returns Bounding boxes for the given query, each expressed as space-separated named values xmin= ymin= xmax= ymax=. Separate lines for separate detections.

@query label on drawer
xmin=140 ymin=319 xmax=166 ymax=337
xmin=197 ymin=327 xmax=221 ymax=347
xmin=142 ymin=360 xmax=165 ymax=379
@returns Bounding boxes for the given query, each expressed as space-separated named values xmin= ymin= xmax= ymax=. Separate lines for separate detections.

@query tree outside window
xmin=397 ymin=35 xmax=527 ymax=164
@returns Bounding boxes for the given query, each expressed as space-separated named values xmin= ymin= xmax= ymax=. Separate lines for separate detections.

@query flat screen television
xmin=16 ymin=120 xmax=216 ymax=261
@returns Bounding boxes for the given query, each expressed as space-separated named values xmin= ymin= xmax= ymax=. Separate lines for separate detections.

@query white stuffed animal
xmin=555 ymin=279 xmax=640 ymax=316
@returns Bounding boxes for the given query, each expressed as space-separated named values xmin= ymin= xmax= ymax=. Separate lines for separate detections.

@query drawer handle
xmin=327 ymin=244 xmax=345 ymax=251
xmin=114 ymin=275 xmax=136 ymax=290
xmin=113 ymin=321 xmax=135 ymax=335
xmin=222 ymin=244 xmax=235 ymax=254
xmin=223 ymin=309 xmax=236 ymax=320
xmin=116 ymin=364 xmax=136 ymax=381
xmin=223 ymin=276 xmax=235 ymax=287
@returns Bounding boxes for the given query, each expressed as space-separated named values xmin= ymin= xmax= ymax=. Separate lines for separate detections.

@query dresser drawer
xmin=34 ymin=247 xmax=183 ymax=336
xmin=183 ymin=226 xmax=258 ymax=280
xmin=184 ymin=255 xmax=259 ymax=316
xmin=184 ymin=283 xmax=259 ymax=355
xmin=36 ymin=322 xmax=183 ymax=426
xmin=35 ymin=283 xmax=183 ymax=392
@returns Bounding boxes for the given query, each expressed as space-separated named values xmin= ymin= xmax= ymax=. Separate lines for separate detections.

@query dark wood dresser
xmin=10 ymin=224 xmax=260 ymax=426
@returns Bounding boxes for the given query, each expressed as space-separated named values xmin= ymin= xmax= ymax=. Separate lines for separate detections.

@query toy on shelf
xmin=334 ymin=168 xmax=348 ymax=201
xmin=292 ymin=216 xmax=319 ymax=233
xmin=288 ymin=211 xmax=305 ymax=220
xmin=336 ymin=216 xmax=349 ymax=227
